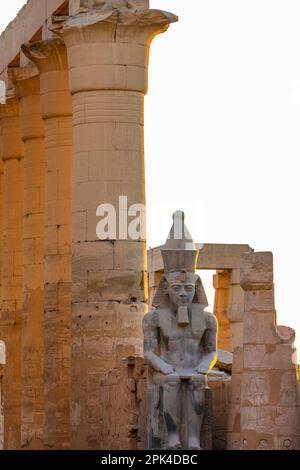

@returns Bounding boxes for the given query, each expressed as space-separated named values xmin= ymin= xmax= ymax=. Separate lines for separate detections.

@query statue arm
xmin=143 ymin=312 xmax=174 ymax=375
xmin=196 ymin=313 xmax=218 ymax=375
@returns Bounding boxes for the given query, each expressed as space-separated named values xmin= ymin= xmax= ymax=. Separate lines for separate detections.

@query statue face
xmin=166 ymin=282 xmax=195 ymax=307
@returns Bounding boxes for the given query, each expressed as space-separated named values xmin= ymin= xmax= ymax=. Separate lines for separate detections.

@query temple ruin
xmin=0 ymin=0 xmax=299 ymax=450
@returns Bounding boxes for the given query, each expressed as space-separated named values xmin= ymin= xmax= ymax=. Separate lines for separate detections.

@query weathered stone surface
xmin=0 ymin=98 xmax=24 ymax=450
xmin=208 ymin=371 xmax=231 ymax=449
xmin=243 ymin=312 xmax=279 ymax=345
xmin=71 ymin=302 xmax=146 ymax=449
xmin=240 ymin=252 xmax=273 ymax=291
xmin=10 ymin=69 xmax=46 ymax=450
xmin=22 ymin=39 xmax=73 ymax=450
xmin=239 ymin=252 xmax=300 ymax=450
xmin=226 ymin=347 xmax=243 ymax=449
xmin=243 ymin=344 xmax=297 ymax=370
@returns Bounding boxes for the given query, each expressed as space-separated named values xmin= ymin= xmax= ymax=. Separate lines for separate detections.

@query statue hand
xmin=160 ymin=364 xmax=175 ymax=375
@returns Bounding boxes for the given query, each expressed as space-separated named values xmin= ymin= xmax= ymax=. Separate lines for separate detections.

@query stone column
xmin=10 ymin=67 xmax=45 ymax=449
xmin=227 ymin=268 xmax=245 ymax=350
xmin=213 ymin=270 xmax=231 ymax=351
xmin=0 ymin=121 xmax=3 ymax=451
xmin=21 ymin=40 xmax=72 ymax=450
xmin=0 ymin=97 xmax=24 ymax=449
xmin=0 ymin=120 xmax=3 ymax=334
xmin=240 ymin=252 xmax=300 ymax=450
xmin=52 ymin=3 xmax=177 ymax=449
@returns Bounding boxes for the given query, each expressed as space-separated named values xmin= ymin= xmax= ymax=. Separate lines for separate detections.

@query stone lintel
xmin=0 ymin=1 xmax=66 ymax=82
xmin=148 ymin=243 xmax=253 ymax=272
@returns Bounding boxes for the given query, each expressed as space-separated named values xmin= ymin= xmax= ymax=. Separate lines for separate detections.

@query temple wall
xmin=227 ymin=252 xmax=300 ymax=450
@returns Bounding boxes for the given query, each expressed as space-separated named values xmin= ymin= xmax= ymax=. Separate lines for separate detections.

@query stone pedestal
xmin=10 ymin=67 xmax=45 ymax=449
xmin=22 ymin=40 xmax=73 ymax=450
xmin=0 ymin=97 xmax=24 ymax=449
xmin=52 ymin=5 xmax=177 ymax=449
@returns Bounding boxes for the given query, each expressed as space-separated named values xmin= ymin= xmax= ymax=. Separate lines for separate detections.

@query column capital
xmin=21 ymin=40 xmax=72 ymax=120
xmin=21 ymin=39 xmax=68 ymax=74
xmin=50 ymin=6 xmax=177 ymax=94
xmin=0 ymin=96 xmax=19 ymax=119
xmin=8 ymin=66 xmax=40 ymax=99
xmin=0 ymin=97 xmax=24 ymax=162
xmin=8 ymin=67 xmax=45 ymax=142
xmin=52 ymin=7 xmax=177 ymax=46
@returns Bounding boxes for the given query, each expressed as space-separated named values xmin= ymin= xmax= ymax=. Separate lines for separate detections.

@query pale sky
xmin=1 ymin=0 xmax=300 ymax=351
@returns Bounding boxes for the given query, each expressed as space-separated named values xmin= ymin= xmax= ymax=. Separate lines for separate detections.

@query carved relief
xmin=257 ymin=439 xmax=270 ymax=450
xmin=242 ymin=373 xmax=270 ymax=406
xmin=280 ymin=438 xmax=295 ymax=450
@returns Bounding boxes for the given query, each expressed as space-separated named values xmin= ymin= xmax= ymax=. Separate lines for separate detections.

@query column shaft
xmin=22 ymin=40 xmax=73 ymax=450
xmin=0 ymin=97 xmax=24 ymax=449
xmin=54 ymin=4 xmax=177 ymax=449
xmin=0 ymin=119 xmax=4 ymax=451
xmin=11 ymin=69 xmax=45 ymax=449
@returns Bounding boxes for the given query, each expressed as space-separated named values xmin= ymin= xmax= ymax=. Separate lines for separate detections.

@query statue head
xmin=163 ymin=270 xmax=197 ymax=308
xmin=153 ymin=212 xmax=208 ymax=312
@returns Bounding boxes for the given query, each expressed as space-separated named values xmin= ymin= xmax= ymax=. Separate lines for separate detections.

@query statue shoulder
xmin=203 ymin=310 xmax=218 ymax=330
xmin=192 ymin=305 xmax=217 ymax=329
xmin=143 ymin=309 xmax=158 ymax=329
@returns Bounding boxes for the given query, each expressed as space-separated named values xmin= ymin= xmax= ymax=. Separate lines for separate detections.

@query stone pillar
xmin=227 ymin=268 xmax=244 ymax=350
xmin=0 ymin=97 xmax=24 ymax=449
xmin=10 ymin=67 xmax=45 ymax=449
xmin=240 ymin=252 xmax=300 ymax=450
xmin=213 ymin=270 xmax=231 ymax=351
xmin=21 ymin=40 xmax=72 ymax=450
xmin=52 ymin=3 xmax=177 ymax=449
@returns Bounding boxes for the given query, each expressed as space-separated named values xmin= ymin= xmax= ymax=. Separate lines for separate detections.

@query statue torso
xmin=155 ymin=304 xmax=210 ymax=370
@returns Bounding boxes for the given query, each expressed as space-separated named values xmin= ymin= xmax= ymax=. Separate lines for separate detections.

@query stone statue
xmin=143 ymin=212 xmax=218 ymax=450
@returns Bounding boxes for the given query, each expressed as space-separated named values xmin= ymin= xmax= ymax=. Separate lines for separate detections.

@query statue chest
xmin=157 ymin=310 xmax=207 ymax=344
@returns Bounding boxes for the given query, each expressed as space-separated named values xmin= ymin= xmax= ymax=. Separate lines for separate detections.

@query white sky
xmin=1 ymin=0 xmax=300 ymax=351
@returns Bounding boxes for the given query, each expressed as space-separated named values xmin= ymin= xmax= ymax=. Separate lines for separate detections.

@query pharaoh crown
xmin=161 ymin=211 xmax=199 ymax=274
